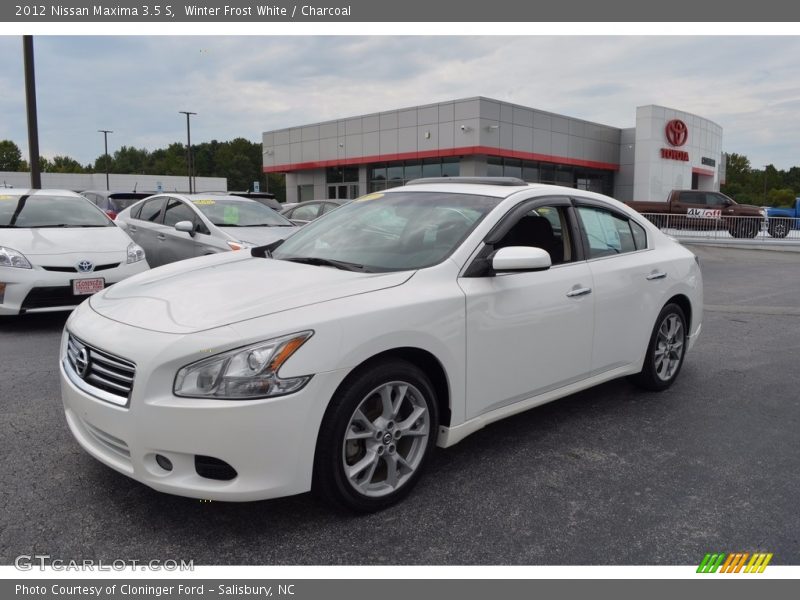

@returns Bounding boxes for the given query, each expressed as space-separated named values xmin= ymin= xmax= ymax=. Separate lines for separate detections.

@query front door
xmin=458 ymin=201 xmax=595 ymax=420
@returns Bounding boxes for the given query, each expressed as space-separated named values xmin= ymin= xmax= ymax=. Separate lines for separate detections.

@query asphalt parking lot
xmin=1 ymin=245 xmax=798 ymax=565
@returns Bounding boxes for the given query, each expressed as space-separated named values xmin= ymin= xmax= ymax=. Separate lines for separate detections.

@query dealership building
xmin=262 ymin=97 xmax=725 ymax=204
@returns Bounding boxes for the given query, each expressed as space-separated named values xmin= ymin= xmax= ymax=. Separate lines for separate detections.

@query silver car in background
xmin=116 ymin=193 xmax=297 ymax=268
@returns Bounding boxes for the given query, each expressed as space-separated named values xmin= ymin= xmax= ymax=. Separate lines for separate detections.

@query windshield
xmin=0 ymin=194 xmax=113 ymax=228
xmin=272 ymin=191 xmax=500 ymax=272
xmin=190 ymin=198 xmax=293 ymax=227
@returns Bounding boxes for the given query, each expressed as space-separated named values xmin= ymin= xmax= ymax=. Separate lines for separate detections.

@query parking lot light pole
xmin=179 ymin=111 xmax=197 ymax=194
xmin=23 ymin=36 xmax=41 ymax=189
xmin=98 ymin=130 xmax=112 ymax=190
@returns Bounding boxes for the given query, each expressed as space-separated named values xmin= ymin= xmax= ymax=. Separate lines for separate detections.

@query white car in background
xmin=59 ymin=178 xmax=702 ymax=512
xmin=0 ymin=189 xmax=148 ymax=315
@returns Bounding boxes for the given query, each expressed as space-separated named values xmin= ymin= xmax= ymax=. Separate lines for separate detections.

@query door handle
xmin=157 ymin=234 xmax=166 ymax=241
xmin=646 ymin=271 xmax=667 ymax=281
xmin=566 ymin=287 xmax=592 ymax=298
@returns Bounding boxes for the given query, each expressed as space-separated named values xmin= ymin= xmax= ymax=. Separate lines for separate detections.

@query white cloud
xmin=1 ymin=36 xmax=799 ymax=170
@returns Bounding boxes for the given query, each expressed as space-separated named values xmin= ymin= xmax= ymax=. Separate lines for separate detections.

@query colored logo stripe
xmin=697 ymin=552 xmax=773 ymax=573
xmin=697 ymin=553 xmax=726 ymax=573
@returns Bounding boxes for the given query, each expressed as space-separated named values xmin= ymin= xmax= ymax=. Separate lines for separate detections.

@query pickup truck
xmin=765 ymin=198 xmax=799 ymax=238
xmin=625 ymin=190 xmax=766 ymax=238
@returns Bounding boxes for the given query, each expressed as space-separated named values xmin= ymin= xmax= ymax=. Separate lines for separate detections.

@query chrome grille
xmin=65 ymin=333 xmax=136 ymax=407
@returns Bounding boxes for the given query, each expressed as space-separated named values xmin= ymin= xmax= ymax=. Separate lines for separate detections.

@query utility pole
xmin=23 ymin=36 xmax=41 ymax=189
xmin=179 ymin=111 xmax=197 ymax=193
xmin=98 ymin=130 xmax=113 ymax=190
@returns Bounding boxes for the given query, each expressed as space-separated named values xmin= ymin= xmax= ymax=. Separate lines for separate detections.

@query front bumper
xmin=59 ymin=314 xmax=348 ymax=501
xmin=0 ymin=260 xmax=148 ymax=316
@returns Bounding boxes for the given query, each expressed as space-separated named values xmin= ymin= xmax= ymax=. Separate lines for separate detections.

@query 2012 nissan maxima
xmin=59 ymin=177 xmax=703 ymax=512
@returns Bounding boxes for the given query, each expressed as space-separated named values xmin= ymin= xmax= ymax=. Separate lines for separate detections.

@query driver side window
xmin=494 ymin=205 xmax=574 ymax=265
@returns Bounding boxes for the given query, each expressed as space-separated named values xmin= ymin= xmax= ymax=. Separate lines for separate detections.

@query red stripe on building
xmin=692 ymin=167 xmax=715 ymax=177
xmin=263 ymin=146 xmax=620 ymax=173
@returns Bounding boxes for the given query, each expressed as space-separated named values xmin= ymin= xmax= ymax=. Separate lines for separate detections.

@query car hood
xmin=1 ymin=226 xmax=131 ymax=256
xmin=89 ymin=252 xmax=414 ymax=334
xmin=216 ymin=225 xmax=297 ymax=246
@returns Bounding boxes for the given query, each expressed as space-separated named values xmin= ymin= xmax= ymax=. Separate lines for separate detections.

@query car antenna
xmin=132 ymin=182 xmax=138 ymax=192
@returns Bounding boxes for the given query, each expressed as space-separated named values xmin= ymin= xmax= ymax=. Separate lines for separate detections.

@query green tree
xmin=50 ymin=155 xmax=87 ymax=173
xmin=0 ymin=140 xmax=23 ymax=171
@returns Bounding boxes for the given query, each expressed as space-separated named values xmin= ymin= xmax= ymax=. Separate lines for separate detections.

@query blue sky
xmin=1 ymin=35 xmax=799 ymax=169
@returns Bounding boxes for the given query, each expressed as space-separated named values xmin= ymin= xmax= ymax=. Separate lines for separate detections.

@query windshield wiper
xmin=282 ymin=256 xmax=368 ymax=272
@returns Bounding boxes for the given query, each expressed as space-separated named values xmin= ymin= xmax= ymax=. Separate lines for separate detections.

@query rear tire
xmin=312 ymin=358 xmax=439 ymax=512
xmin=629 ymin=303 xmax=688 ymax=392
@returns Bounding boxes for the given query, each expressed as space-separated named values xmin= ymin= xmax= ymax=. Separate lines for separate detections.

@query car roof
xmin=0 ymin=188 xmax=84 ymax=197
xmin=81 ymin=190 xmax=152 ymax=198
xmin=161 ymin=193 xmax=258 ymax=203
xmin=384 ymin=181 xmax=536 ymax=199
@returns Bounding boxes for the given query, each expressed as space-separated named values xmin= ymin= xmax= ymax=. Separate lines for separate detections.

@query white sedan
xmin=59 ymin=178 xmax=702 ymax=511
xmin=1 ymin=189 xmax=148 ymax=315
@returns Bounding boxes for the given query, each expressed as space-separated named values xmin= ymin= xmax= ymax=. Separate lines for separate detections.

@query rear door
xmin=127 ymin=196 xmax=167 ymax=266
xmin=573 ymin=200 xmax=663 ymax=373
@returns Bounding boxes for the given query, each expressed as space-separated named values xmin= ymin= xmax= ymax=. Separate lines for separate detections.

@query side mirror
xmin=491 ymin=246 xmax=552 ymax=272
xmin=175 ymin=220 xmax=195 ymax=236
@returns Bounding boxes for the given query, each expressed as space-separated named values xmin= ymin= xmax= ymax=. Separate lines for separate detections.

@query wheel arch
xmin=329 ymin=347 xmax=452 ymax=428
xmin=666 ymin=293 xmax=692 ymax=332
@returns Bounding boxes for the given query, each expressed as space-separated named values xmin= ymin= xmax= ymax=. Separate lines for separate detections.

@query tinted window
xmin=678 ymin=191 xmax=706 ymax=205
xmin=0 ymin=194 xmax=112 ymax=228
xmin=137 ymin=197 xmax=165 ymax=222
xmin=631 ymin=219 xmax=648 ymax=250
xmin=577 ymin=206 xmax=638 ymax=258
xmin=320 ymin=202 xmax=339 ymax=214
xmin=163 ymin=199 xmax=197 ymax=227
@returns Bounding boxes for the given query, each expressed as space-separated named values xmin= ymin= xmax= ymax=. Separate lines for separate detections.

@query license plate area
xmin=72 ymin=278 xmax=105 ymax=296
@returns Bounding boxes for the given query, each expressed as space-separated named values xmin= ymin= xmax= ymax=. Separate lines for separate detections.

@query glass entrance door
xmin=327 ymin=183 xmax=359 ymax=200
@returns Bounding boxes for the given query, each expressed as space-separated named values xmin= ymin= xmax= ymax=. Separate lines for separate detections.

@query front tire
xmin=312 ymin=359 xmax=439 ymax=512
xmin=629 ymin=303 xmax=687 ymax=391
xmin=768 ymin=218 xmax=791 ymax=238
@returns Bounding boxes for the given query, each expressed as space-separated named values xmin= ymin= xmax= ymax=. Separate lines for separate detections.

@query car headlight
xmin=173 ymin=331 xmax=313 ymax=399
xmin=226 ymin=241 xmax=250 ymax=251
xmin=126 ymin=242 xmax=146 ymax=264
xmin=0 ymin=246 xmax=32 ymax=269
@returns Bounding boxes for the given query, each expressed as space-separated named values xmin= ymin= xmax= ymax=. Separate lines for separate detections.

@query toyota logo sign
xmin=76 ymin=259 xmax=94 ymax=273
xmin=665 ymin=119 xmax=688 ymax=147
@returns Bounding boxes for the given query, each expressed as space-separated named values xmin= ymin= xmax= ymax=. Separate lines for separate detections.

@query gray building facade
xmin=262 ymin=97 xmax=723 ymax=204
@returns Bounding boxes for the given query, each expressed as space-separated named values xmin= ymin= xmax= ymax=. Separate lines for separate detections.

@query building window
xmin=367 ymin=158 xmax=460 ymax=192
xmin=326 ymin=166 xmax=359 ymax=184
xmin=486 ymin=156 xmax=614 ymax=196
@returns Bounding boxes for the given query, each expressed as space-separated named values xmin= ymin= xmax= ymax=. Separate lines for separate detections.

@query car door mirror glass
xmin=491 ymin=246 xmax=552 ymax=272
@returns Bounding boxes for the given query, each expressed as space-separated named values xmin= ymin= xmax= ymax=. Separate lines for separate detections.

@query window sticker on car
xmin=223 ymin=206 xmax=239 ymax=224
xmin=355 ymin=193 xmax=384 ymax=202
xmin=687 ymin=208 xmax=722 ymax=219
xmin=193 ymin=199 xmax=216 ymax=205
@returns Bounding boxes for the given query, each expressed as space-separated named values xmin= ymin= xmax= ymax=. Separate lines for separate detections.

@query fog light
xmin=155 ymin=454 xmax=173 ymax=471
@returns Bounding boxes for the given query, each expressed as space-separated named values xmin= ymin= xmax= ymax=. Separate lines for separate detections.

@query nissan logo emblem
xmin=665 ymin=119 xmax=688 ymax=147
xmin=75 ymin=347 xmax=90 ymax=378
xmin=77 ymin=259 xmax=94 ymax=273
